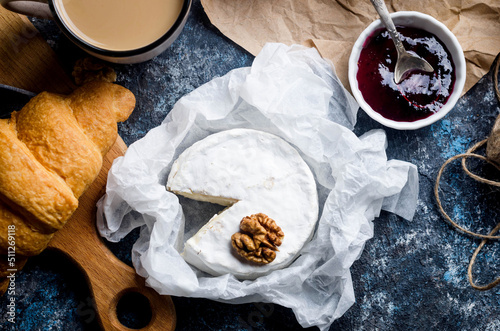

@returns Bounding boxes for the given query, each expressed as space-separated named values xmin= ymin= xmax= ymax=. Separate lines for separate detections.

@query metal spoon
xmin=370 ymin=0 xmax=434 ymax=84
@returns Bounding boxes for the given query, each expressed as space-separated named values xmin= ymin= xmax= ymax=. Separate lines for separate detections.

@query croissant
xmin=0 ymin=81 xmax=135 ymax=294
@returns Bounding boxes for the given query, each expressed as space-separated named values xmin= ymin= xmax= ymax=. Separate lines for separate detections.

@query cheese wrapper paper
xmin=97 ymin=43 xmax=418 ymax=330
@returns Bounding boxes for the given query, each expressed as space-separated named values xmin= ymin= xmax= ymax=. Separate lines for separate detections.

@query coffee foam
xmin=56 ymin=0 xmax=183 ymax=51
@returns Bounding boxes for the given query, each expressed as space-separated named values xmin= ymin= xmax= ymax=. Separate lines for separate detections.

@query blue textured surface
xmin=1 ymin=0 xmax=500 ymax=329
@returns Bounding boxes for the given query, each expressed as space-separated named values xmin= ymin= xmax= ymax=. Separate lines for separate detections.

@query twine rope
xmin=434 ymin=54 xmax=500 ymax=290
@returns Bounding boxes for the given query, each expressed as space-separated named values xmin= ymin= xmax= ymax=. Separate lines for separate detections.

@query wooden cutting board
xmin=0 ymin=6 xmax=176 ymax=331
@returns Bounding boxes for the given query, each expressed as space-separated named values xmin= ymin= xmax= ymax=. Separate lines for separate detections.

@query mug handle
xmin=0 ymin=0 xmax=53 ymax=19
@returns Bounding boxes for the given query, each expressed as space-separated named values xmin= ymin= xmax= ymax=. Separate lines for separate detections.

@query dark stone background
xmin=1 ymin=0 xmax=499 ymax=330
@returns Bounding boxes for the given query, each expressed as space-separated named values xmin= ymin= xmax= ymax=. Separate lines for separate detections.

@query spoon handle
xmin=370 ymin=0 xmax=406 ymax=55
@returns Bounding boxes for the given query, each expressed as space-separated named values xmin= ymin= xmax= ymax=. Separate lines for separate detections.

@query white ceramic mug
xmin=1 ymin=0 xmax=192 ymax=64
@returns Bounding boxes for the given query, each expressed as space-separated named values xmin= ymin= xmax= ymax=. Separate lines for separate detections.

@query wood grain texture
xmin=0 ymin=6 xmax=74 ymax=94
xmin=48 ymin=137 xmax=176 ymax=331
xmin=0 ymin=7 xmax=176 ymax=330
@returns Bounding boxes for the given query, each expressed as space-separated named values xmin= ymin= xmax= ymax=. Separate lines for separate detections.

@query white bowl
xmin=348 ymin=11 xmax=466 ymax=130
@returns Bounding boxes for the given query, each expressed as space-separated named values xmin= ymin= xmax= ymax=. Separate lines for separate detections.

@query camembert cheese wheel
xmin=166 ymin=128 xmax=318 ymax=279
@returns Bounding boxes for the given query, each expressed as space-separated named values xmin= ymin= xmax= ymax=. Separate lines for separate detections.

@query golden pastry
xmin=0 ymin=81 xmax=135 ymax=293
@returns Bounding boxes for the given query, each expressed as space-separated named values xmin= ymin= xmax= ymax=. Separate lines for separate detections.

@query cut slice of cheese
xmin=166 ymin=128 xmax=318 ymax=279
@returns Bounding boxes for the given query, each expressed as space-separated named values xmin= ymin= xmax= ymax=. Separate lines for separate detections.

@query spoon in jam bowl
xmin=370 ymin=0 xmax=434 ymax=84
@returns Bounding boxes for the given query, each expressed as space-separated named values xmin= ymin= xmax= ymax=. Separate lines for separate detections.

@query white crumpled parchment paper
xmin=97 ymin=43 xmax=419 ymax=330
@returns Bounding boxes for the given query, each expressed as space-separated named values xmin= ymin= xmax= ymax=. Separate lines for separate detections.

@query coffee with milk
xmin=56 ymin=0 xmax=183 ymax=51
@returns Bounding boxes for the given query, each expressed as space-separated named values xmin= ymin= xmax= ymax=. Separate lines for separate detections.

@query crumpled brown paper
xmin=201 ymin=0 xmax=500 ymax=94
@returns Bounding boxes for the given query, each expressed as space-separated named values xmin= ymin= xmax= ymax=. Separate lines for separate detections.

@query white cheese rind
xmin=166 ymin=128 xmax=318 ymax=279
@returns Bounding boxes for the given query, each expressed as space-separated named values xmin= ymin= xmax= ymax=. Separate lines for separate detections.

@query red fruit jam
xmin=357 ymin=26 xmax=456 ymax=122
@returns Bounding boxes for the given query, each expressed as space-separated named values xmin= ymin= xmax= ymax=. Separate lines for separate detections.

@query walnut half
xmin=231 ymin=213 xmax=284 ymax=264
xmin=72 ymin=57 xmax=117 ymax=86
